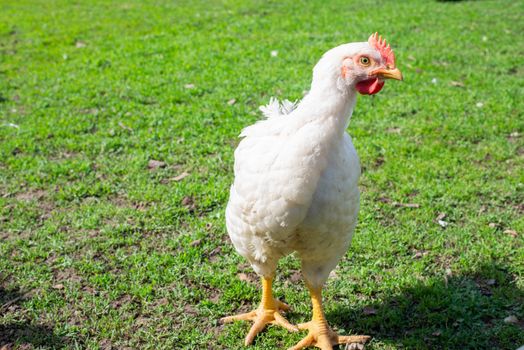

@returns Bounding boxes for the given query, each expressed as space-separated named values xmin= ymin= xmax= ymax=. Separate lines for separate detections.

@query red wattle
xmin=356 ymin=78 xmax=385 ymax=95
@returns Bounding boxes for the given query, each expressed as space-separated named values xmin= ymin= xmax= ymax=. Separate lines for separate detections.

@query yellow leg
xmin=221 ymin=276 xmax=298 ymax=345
xmin=288 ymin=285 xmax=370 ymax=350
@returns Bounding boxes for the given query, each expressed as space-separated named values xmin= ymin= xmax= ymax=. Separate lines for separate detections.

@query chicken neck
xmin=297 ymin=77 xmax=358 ymax=136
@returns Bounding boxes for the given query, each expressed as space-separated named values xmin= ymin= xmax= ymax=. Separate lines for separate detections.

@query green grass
xmin=1 ymin=0 xmax=523 ymax=349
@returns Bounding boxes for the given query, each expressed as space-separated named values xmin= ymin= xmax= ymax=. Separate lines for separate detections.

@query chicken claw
xmin=288 ymin=285 xmax=370 ymax=350
xmin=287 ymin=320 xmax=370 ymax=350
xmin=220 ymin=276 xmax=298 ymax=345
xmin=221 ymin=299 xmax=297 ymax=345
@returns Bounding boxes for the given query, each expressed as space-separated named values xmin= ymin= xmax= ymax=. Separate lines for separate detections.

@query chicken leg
xmin=288 ymin=284 xmax=370 ymax=350
xmin=221 ymin=276 xmax=298 ymax=345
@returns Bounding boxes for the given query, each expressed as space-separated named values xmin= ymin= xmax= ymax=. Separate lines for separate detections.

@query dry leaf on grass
xmin=172 ymin=172 xmax=190 ymax=181
xmin=393 ymin=202 xmax=420 ymax=208
xmin=449 ymin=81 xmax=465 ymax=87
xmin=436 ymin=212 xmax=446 ymax=221
xmin=148 ymin=160 xmax=166 ymax=169
xmin=190 ymin=239 xmax=202 ymax=247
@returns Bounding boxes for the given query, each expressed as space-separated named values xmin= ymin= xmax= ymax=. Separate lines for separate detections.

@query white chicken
xmin=222 ymin=33 xmax=403 ymax=350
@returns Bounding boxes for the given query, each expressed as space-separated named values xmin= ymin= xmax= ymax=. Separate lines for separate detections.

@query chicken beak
xmin=372 ymin=67 xmax=403 ymax=81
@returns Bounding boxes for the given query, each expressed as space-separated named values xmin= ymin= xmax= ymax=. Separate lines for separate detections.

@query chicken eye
xmin=359 ymin=56 xmax=371 ymax=66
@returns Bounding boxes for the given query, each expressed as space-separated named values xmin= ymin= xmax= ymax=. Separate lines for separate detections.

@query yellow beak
xmin=371 ymin=67 xmax=403 ymax=81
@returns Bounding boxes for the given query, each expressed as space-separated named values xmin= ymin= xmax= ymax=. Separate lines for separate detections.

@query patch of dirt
xmin=235 ymin=301 xmax=254 ymax=314
xmin=15 ymin=189 xmax=47 ymax=201
xmin=180 ymin=277 xmax=223 ymax=307
xmin=48 ymin=151 xmax=79 ymax=162
xmin=53 ymin=268 xmax=83 ymax=284
xmin=474 ymin=278 xmax=496 ymax=296
xmin=150 ymin=297 xmax=169 ymax=308
xmin=81 ymin=285 xmax=97 ymax=295
xmin=99 ymin=339 xmax=113 ymax=350
xmin=12 ymin=188 xmax=56 ymax=223
xmin=406 ymin=189 xmax=419 ymax=198
xmin=433 ymin=254 xmax=454 ymax=272
xmin=289 ymin=270 xmax=302 ymax=283
xmin=0 ymin=323 xmax=68 ymax=349
xmin=208 ymin=293 xmax=220 ymax=304
xmin=132 ymin=316 xmax=151 ymax=330
xmin=181 ymin=196 xmax=196 ymax=212
xmin=411 ymin=250 xmax=429 ymax=259
xmin=0 ymin=286 xmax=31 ymax=313
xmin=206 ymin=323 xmax=225 ymax=338
xmin=374 ymin=207 xmax=398 ymax=227
xmin=362 ymin=306 xmax=378 ymax=316
xmin=111 ymin=294 xmax=135 ymax=309
xmin=183 ymin=304 xmax=198 ymax=316
xmin=67 ymin=309 xmax=86 ymax=327
xmin=207 ymin=246 xmax=222 ymax=262
xmin=373 ymin=155 xmax=385 ymax=169
xmin=220 ymin=232 xmax=231 ymax=243
xmin=107 ymin=195 xmax=154 ymax=212
xmin=236 ymin=271 xmax=258 ymax=285
xmin=0 ymin=282 xmax=72 ymax=348
xmin=377 ymin=196 xmax=391 ymax=203
xmin=504 ymin=197 xmax=524 ymax=214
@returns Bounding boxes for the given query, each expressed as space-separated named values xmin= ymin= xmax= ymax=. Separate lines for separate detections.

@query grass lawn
xmin=1 ymin=0 xmax=523 ymax=349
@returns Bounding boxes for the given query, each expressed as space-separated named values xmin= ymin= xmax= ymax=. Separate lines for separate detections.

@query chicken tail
xmin=259 ymin=97 xmax=298 ymax=119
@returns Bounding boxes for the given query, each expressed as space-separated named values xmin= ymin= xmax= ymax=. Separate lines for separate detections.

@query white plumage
xmin=222 ymin=34 xmax=402 ymax=350
xmin=226 ymin=92 xmax=360 ymax=288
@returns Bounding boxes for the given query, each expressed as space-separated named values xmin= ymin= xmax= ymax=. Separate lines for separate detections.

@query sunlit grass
xmin=0 ymin=0 xmax=522 ymax=349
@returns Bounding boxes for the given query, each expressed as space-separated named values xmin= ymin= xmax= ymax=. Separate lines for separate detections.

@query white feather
xmin=259 ymin=97 xmax=298 ymax=119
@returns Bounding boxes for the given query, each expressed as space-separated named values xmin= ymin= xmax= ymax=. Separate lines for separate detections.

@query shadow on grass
xmin=329 ymin=263 xmax=524 ymax=350
xmin=0 ymin=286 xmax=70 ymax=349
xmin=0 ymin=286 xmax=24 ymax=307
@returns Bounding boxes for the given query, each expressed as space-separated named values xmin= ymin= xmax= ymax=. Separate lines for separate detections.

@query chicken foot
xmin=288 ymin=284 xmax=370 ymax=350
xmin=221 ymin=276 xmax=298 ymax=345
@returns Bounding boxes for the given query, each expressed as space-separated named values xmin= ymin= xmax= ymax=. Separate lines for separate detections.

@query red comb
xmin=368 ymin=32 xmax=396 ymax=67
